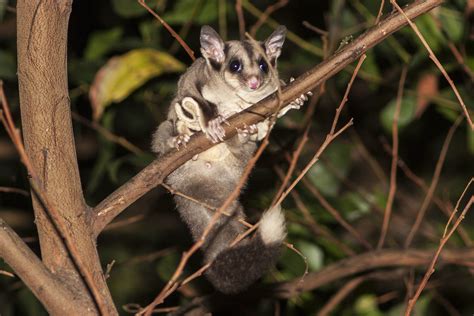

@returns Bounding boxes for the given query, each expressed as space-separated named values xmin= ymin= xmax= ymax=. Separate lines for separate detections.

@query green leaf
xmin=163 ymin=0 xmax=217 ymax=25
xmin=438 ymin=7 xmax=464 ymax=43
xmin=84 ymin=27 xmax=124 ymax=61
xmin=433 ymin=88 xmax=474 ymax=122
xmin=139 ymin=20 xmax=161 ymax=47
xmin=0 ymin=50 xmax=16 ymax=80
xmin=296 ymin=241 xmax=323 ymax=271
xmin=400 ymin=14 xmax=443 ymax=54
xmin=340 ymin=192 xmax=371 ymax=221
xmin=307 ymin=142 xmax=353 ymax=197
xmin=436 ymin=105 xmax=459 ymax=122
xmin=89 ymin=48 xmax=185 ymax=120
xmin=111 ymin=0 xmax=147 ymax=18
xmin=354 ymin=295 xmax=383 ymax=316
xmin=413 ymin=14 xmax=444 ymax=53
xmin=380 ymin=95 xmax=417 ymax=133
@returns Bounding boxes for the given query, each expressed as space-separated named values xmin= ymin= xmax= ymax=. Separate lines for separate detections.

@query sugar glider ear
xmin=264 ymin=26 xmax=287 ymax=61
xmin=200 ymin=25 xmax=225 ymax=64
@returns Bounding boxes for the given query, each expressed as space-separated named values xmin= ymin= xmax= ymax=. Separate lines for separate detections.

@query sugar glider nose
xmin=247 ymin=77 xmax=260 ymax=90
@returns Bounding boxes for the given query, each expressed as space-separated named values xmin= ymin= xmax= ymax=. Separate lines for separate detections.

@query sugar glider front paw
xmin=203 ymin=115 xmax=229 ymax=143
xmin=167 ymin=133 xmax=191 ymax=150
xmin=236 ymin=123 xmax=258 ymax=143
xmin=278 ymin=77 xmax=313 ymax=118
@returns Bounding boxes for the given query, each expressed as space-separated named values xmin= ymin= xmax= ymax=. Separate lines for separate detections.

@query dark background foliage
xmin=0 ymin=0 xmax=473 ymax=315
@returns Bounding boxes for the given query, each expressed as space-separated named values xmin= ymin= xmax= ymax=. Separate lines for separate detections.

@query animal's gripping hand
xmin=277 ymin=77 xmax=313 ymax=118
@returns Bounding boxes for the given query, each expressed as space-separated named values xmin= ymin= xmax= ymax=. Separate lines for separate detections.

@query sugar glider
xmin=152 ymin=25 xmax=308 ymax=294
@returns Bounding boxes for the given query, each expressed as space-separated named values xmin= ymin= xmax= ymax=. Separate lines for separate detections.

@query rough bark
xmin=16 ymin=0 xmax=116 ymax=314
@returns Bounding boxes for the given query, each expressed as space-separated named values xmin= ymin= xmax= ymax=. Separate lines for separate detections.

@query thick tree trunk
xmin=16 ymin=0 xmax=116 ymax=314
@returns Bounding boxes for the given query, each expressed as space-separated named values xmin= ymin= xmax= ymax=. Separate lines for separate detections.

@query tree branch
xmin=16 ymin=0 xmax=116 ymax=314
xmin=91 ymin=0 xmax=444 ymax=236
xmin=174 ymin=247 xmax=474 ymax=314
xmin=0 ymin=218 xmax=90 ymax=315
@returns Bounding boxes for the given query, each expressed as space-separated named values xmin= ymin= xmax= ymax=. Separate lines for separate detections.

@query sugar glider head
xmin=200 ymin=25 xmax=287 ymax=93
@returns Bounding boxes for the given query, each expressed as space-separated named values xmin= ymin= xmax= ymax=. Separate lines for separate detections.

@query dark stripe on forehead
xmin=242 ymin=41 xmax=255 ymax=60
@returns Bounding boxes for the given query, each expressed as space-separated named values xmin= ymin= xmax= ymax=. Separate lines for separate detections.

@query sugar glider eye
xmin=229 ymin=59 xmax=242 ymax=73
xmin=258 ymin=58 xmax=268 ymax=73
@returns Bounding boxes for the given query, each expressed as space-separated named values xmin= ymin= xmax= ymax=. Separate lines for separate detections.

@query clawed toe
xmin=204 ymin=116 xmax=226 ymax=143
xmin=170 ymin=134 xmax=191 ymax=150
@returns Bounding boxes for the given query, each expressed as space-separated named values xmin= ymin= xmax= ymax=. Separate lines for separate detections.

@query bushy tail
xmin=205 ymin=204 xmax=286 ymax=294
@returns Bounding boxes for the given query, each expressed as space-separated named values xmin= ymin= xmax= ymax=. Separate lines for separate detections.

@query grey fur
xmin=151 ymin=26 xmax=291 ymax=294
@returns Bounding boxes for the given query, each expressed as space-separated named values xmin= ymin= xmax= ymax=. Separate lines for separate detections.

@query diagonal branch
xmin=91 ymin=0 xmax=444 ymax=237
xmin=0 ymin=218 xmax=90 ymax=315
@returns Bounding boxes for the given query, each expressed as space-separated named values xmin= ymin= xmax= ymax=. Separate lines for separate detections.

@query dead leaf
xmin=89 ymin=48 xmax=185 ymax=120
xmin=415 ymin=72 xmax=438 ymax=118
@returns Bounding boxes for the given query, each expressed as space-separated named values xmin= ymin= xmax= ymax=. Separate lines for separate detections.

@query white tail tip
xmin=259 ymin=204 xmax=286 ymax=245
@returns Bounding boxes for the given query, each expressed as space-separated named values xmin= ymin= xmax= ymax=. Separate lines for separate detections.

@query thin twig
xmin=351 ymin=131 xmax=388 ymax=186
xmin=242 ymin=0 xmax=324 ymax=57
xmin=390 ymin=0 xmax=473 ymax=129
xmin=0 ymin=186 xmax=29 ymax=196
xmin=446 ymin=42 xmax=474 ymax=81
xmin=380 ymin=137 xmax=473 ymax=247
xmin=317 ymin=276 xmax=367 ymax=316
xmin=235 ymin=0 xmax=246 ymax=40
xmin=250 ymin=0 xmax=289 ymax=37
xmin=301 ymin=177 xmax=372 ymax=250
xmin=331 ymin=55 xmax=367 ymax=136
xmin=123 ymin=304 xmax=179 ymax=314
xmin=377 ymin=66 xmax=407 ymax=249
xmin=375 ymin=0 xmax=386 ymax=25
xmin=138 ymin=0 xmax=195 ymax=61
xmin=282 ymin=181 xmax=356 ymax=256
xmin=404 ymin=179 xmax=474 ymax=316
xmin=271 ymin=126 xmax=310 ymax=206
xmin=302 ymin=21 xmax=328 ymax=36
xmin=274 ymin=54 xmax=366 ymax=207
xmin=404 ymin=116 xmax=462 ymax=248
xmin=218 ymin=0 xmax=227 ymax=41
xmin=104 ymin=214 xmax=146 ymax=231
xmin=170 ymin=0 xmax=204 ymax=54
xmin=71 ymin=112 xmax=144 ymax=155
